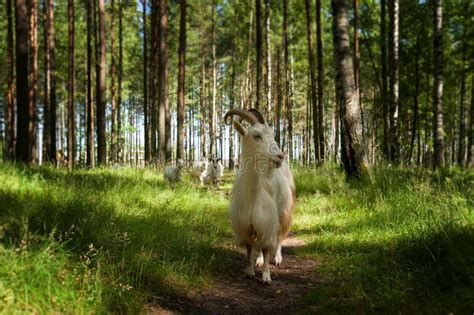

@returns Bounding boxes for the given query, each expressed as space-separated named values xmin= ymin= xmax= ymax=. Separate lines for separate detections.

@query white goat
xmin=164 ymin=159 xmax=184 ymax=185
xmin=224 ymin=108 xmax=296 ymax=284
xmin=208 ymin=158 xmax=224 ymax=187
xmin=191 ymin=160 xmax=210 ymax=186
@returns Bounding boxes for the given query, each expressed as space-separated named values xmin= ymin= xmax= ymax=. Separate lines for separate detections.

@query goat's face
xmin=225 ymin=108 xmax=285 ymax=170
xmin=235 ymin=122 xmax=285 ymax=169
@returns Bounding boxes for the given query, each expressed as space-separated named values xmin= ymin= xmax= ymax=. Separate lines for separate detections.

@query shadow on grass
xmin=0 ymin=165 xmax=235 ymax=313
xmin=298 ymin=223 xmax=474 ymax=313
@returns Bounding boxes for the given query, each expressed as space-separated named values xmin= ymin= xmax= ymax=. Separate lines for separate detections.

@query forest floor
xmin=145 ymin=234 xmax=320 ymax=314
xmin=0 ymin=163 xmax=472 ymax=314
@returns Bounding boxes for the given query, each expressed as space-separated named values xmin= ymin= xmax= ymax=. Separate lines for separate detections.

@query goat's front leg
xmin=261 ymin=248 xmax=272 ymax=284
xmin=244 ymin=244 xmax=256 ymax=278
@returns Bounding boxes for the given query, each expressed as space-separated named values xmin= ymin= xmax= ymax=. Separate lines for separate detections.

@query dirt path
xmin=145 ymin=234 xmax=321 ymax=314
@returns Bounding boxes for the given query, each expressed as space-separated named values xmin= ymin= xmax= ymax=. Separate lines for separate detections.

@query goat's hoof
xmin=274 ymin=255 xmax=282 ymax=266
xmin=244 ymin=266 xmax=255 ymax=278
xmin=262 ymin=271 xmax=272 ymax=285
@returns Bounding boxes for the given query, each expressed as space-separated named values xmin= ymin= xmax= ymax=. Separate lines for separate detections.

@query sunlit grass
xmin=0 ymin=163 xmax=472 ymax=313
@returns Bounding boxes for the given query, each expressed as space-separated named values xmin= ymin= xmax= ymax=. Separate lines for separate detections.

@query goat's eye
xmin=253 ymin=134 xmax=262 ymax=140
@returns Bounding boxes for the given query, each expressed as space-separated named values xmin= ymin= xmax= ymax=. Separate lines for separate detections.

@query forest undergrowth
xmin=0 ymin=163 xmax=472 ymax=313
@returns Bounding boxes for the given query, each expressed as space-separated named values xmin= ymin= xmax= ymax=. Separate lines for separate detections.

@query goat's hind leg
xmin=273 ymin=243 xmax=282 ymax=266
xmin=255 ymin=250 xmax=264 ymax=267
xmin=244 ymin=244 xmax=256 ymax=278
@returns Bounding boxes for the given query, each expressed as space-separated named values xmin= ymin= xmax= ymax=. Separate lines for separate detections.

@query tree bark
xmin=331 ymin=0 xmax=368 ymax=178
xmin=150 ymin=0 xmax=158 ymax=160
xmin=283 ymin=0 xmax=292 ymax=159
xmin=388 ymin=0 xmax=399 ymax=162
xmin=209 ymin=0 xmax=217 ymax=158
xmin=229 ymin=44 xmax=236 ymax=169
xmin=67 ymin=0 xmax=75 ymax=168
xmin=316 ymin=0 xmax=325 ymax=160
xmin=96 ymin=0 xmax=107 ymax=165
xmin=15 ymin=0 xmax=30 ymax=163
xmin=380 ymin=0 xmax=389 ymax=159
xmin=5 ymin=0 xmax=15 ymax=161
xmin=457 ymin=44 xmax=467 ymax=166
xmin=265 ymin=0 xmax=271 ymax=119
xmin=117 ymin=0 xmax=123 ymax=163
xmin=110 ymin=0 xmax=117 ymax=164
xmin=177 ymin=0 xmax=186 ymax=161
xmin=199 ymin=39 xmax=206 ymax=159
xmin=467 ymin=74 xmax=474 ymax=167
xmin=433 ymin=0 xmax=445 ymax=168
xmin=28 ymin=0 xmax=39 ymax=163
xmin=275 ymin=46 xmax=281 ymax=147
xmin=255 ymin=0 xmax=263 ymax=110
xmin=143 ymin=0 xmax=151 ymax=162
xmin=353 ymin=0 xmax=363 ymax=148
xmin=86 ymin=0 xmax=95 ymax=167
xmin=158 ymin=0 xmax=171 ymax=162
xmin=408 ymin=31 xmax=421 ymax=165
xmin=305 ymin=0 xmax=319 ymax=162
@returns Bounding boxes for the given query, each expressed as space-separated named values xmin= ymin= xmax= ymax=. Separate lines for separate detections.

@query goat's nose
xmin=277 ymin=153 xmax=285 ymax=160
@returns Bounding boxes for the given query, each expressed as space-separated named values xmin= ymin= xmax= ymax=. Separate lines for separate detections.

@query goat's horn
xmin=224 ymin=108 xmax=259 ymax=126
xmin=248 ymin=108 xmax=266 ymax=124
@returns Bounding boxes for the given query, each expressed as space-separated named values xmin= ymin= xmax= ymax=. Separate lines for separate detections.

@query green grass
xmin=293 ymin=164 xmax=474 ymax=313
xmin=0 ymin=163 xmax=472 ymax=313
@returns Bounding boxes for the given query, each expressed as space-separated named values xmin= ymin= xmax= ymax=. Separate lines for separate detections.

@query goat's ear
xmin=233 ymin=120 xmax=248 ymax=136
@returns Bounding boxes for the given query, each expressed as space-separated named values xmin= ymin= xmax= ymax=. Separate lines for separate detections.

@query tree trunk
xmin=86 ymin=0 xmax=94 ymax=167
xmin=143 ymin=0 xmax=151 ymax=162
xmin=467 ymin=74 xmax=474 ymax=167
xmin=229 ymin=45 xmax=236 ymax=169
xmin=177 ymin=0 xmax=186 ymax=161
xmin=158 ymin=0 xmax=171 ymax=162
xmin=380 ymin=0 xmax=389 ymax=159
xmin=265 ymin=0 xmax=271 ymax=119
xmin=5 ymin=0 xmax=15 ymax=161
xmin=199 ymin=40 xmax=206 ymax=159
xmin=96 ymin=0 xmax=107 ymax=165
xmin=28 ymin=0 xmax=38 ymax=163
xmin=331 ymin=0 xmax=368 ymax=178
xmin=255 ymin=0 xmax=263 ymax=110
xmin=316 ymin=0 xmax=325 ymax=160
xmin=353 ymin=0 xmax=363 ymax=149
xmin=433 ymin=0 xmax=445 ymax=169
xmin=150 ymin=0 xmax=158 ymax=161
xmin=408 ymin=32 xmax=421 ymax=165
xmin=15 ymin=0 xmax=30 ymax=163
xmin=42 ymin=0 xmax=50 ymax=162
xmin=244 ymin=11 xmax=253 ymax=109
xmin=334 ymin=97 xmax=339 ymax=162
xmin=67 ymin=0 xmax=75 ymax=168
xmin=117 ymin=0 xmax=123 ymax=163
xmin=288 ymin=34 xmax=296 ymax=160
xmin=110 ymin=0 xmax=117 ymax=164
xmin=209 ymin=0 xmax=217 ymax=158
xmin=283 ymin=0 xmax=292 ymax=159
xmin=457 ymin=44 xmax=467 ymax=166
xmin=305 ymin=0 xmax=318 ymax=162
xmin=388 ymin=0 xmax=399 ymax=162
xmin=275 ymin=46 xmax=281 ymax=147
